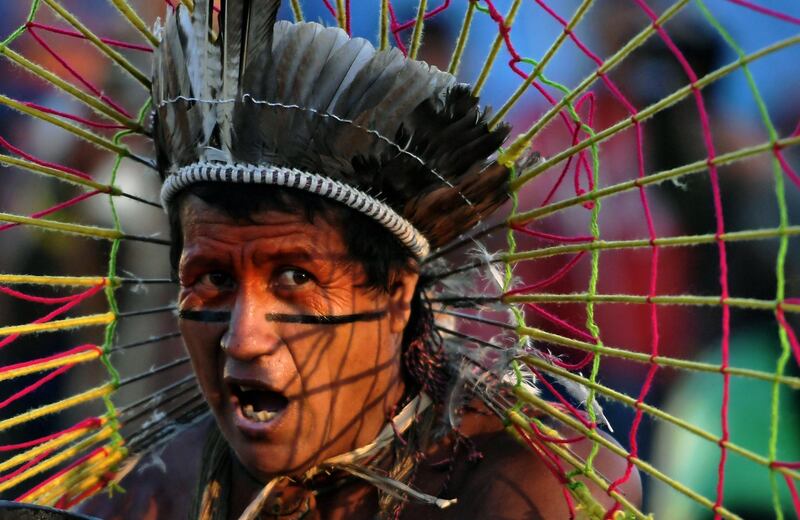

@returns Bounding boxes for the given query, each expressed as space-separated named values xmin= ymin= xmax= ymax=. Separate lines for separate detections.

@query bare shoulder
xmin=77 ymin=416 xmax=212 ymax=520
xmin=412 ymin=411 xmax=642 ymax=520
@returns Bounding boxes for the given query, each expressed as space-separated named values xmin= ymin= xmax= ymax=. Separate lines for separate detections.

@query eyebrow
xmin=178 ymin=309 xmax=387 ymax=324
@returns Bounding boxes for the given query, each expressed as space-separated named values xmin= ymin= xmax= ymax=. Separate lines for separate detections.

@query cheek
xmin=179 ymin=323 xmax=224 ymax=404
xmin=296 ymin=323 xmax=400 ymax=397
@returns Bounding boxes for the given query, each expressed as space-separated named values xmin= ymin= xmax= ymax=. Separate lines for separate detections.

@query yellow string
xmin=0 ymin=153 xmax=113 ymax=193
xmin=0 ymin=349 xmax=102 ymax=382
xmin=447 ymin=2 xmax=476 ymax=75
xmin=505 ymin=411 xmax=631 ymax=520
xmin=407 ymin=0 xmax=428 ymax=60
xmin=0 ymin=47 xmax=141 ymax=129
xmin=0 ymin=424 xmax=116 ymax=493
xmin=0 ymin=418 xmax=107 ymax=474
xmin=0 ymin=383 xmax=115 ymax=433
xmin=0 ymin=95 xmax=130 ymax=155
xmin=29 ymin=447 xmax=127 ymax=506
xmin=471 ymin=0 xmax=522 ymax=97
xmin=41 ymin=0 xmax=150 ymax=87
xmin=0 ymin=213 xmax=123 ymax=240
xmin=109 ymin=0 xmax=159 ymax=46
xmin=0 ymin=313 xmax=115 ymax=337
xmin=289 ymin=0 xmax=304 ymax=21
xmin=0 ymin=274 xmax=108 ymax=286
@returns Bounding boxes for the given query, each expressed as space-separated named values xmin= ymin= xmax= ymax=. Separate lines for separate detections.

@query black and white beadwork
xmin=162 ymin=161 xmax=431 ymax=258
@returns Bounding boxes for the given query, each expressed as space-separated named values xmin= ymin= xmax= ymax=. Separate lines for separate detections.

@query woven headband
xmin=161 ymin=161 xmax=431 ymax=259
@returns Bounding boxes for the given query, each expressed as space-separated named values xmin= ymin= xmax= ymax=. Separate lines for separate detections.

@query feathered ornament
xmin=153 ymin=0 xmax=511 ymax=257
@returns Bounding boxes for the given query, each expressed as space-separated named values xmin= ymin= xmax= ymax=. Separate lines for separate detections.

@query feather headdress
xmin=153 ymin=0 xmax=511 ymax=258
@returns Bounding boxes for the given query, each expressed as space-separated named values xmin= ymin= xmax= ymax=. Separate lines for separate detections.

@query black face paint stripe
xmin=264 ymin=310 xmax=388 ymax=325
xmin=178 ymin=309 xmax=387 ymax=325
xmin=178 ymin=310 xmax=231 ymax=322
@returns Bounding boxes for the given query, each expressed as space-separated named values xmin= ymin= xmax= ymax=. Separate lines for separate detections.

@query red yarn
xmin=25 ymin=24 xmax=131 ymax=118
xmin=0 ymin=364 xmax=73 ymax=410
xmin=726 ymin=0 xmax=800 ymax=24
xmin=0 ymin=284 xmax=104 ymax=350
xmin=23 ymin=102 xmax=127 ymax=130
xmin=0 ymin=134 xmax=93 ymax=180
xmin=26 ymin=22 xmax=153 ymax=52
xmin=0 ymin=417 xmax=102 ymax=452
xmin=0 ymin=190 xmax=102 ymax=233
xmin=16 ymin=446 xmax=109 ymax=502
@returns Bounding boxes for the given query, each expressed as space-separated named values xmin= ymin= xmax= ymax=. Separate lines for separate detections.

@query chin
xmin=217 ymin=402 xmax=320 ymax=479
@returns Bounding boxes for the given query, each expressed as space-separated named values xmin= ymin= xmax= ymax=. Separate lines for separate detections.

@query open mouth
xmin=230 ymin=383 xmax=289 ymax=424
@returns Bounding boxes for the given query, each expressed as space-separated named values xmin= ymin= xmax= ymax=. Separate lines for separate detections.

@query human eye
xmin=197 ymin=271 xmax=236 ymax=292
xmin=272 ymin=267 xmax=314 ymax=290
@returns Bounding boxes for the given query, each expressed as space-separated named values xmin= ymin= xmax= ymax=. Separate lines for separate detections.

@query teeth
xmin=257 ymin=410 xmax=274 ymax=421
xmin=241 ymin=403 xmax=277 ymax=423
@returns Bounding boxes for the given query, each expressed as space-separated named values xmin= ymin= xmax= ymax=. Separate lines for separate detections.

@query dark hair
xmin=168 ymin=183 xmax=449 ymax=402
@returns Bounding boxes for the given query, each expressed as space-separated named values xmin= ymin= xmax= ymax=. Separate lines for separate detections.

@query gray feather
xmin=153 ymin=0 xmax=510 ymax=249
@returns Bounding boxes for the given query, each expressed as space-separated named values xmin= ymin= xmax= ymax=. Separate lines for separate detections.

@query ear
xmin=387 ymin=270 xmax=419 ymax=334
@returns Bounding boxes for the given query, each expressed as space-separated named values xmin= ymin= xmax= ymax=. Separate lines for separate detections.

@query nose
xmin=220 ymin=283 xmax=282 ymax=361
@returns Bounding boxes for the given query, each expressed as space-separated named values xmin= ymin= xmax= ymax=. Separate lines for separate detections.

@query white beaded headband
xmin=161 ymin=161 xmax=431 ymax=259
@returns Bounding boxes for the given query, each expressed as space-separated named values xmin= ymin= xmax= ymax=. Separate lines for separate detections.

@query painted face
xmin=177 ymin=195 xmax=418 ymax=479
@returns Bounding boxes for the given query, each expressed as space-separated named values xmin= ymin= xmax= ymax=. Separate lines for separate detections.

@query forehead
xmin=179 ymin=194 xmax=348 ymax=255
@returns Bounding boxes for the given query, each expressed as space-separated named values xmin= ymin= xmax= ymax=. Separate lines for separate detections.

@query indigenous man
xmin=83 ymin=0 xmax=640 ymax=517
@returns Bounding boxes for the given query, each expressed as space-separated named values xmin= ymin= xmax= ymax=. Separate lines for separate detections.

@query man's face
xmin=177 ymin=196 xmax=417 ymax=479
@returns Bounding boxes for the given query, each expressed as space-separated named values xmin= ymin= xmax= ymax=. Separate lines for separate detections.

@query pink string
xmin=548 ymin=351 xmax=595 ymax=371
xmin=0 ymin=364 xmax=73 ymax=410
xmin=529 ymin=420 xmax=586 ymax=444
xmin=481 ymin=0 xmax=586 ymax=141
xmin=505 ymin=252 xmax=586 ymax=296
xmin=541 ymin=103 xmax=588 ymax=207
xmin=529 ymin=366 xmax=595 ymax=430
xmin=784 ymin=474 xmax=800 ymax=518
xmin=0 ymin=284 xmax=105 ymax=350
xmin=772 ymin=461 xmax=800 ymax=469
xmin=474 ymin=0 xmax=598 ymax=205
xmin=524 ymin=302 xmax=597 ymax=344
xmin=525 ymin=2 xmax=711 ymax=514
xmin=512 ymin=423 xmax=577 ymax=518
xmin=23 ymin=102 xmax=127 ymax=130
xmin=775 ymin=305 xmax=800 ymax=368
xmin=0 ymin=344 xmax=101 ymax=376
xmin=17 ymin=446 xmax=109 ymax=502
xmin=571 ymin=93 xmax=597 ymax=205
xmin=0 ymin=285 xmax=95 ymax=305
xmin=59 ymin=480 xmax=108 ymax=510
xmin=726 ymin=0 xmax=800 ymax=25
xmin=773 ymin=147 xmax=800 ymax=190
xmin=385 ymin=1 xmax=452 ymax=55
xmin=321 ymin=0 xmax=336 ymax=19
xmin=0 ymin=134 xmax=93 ymax=180
xmin=605 ymin=60 xmax=661 ymax=520
xmin=26 ymin=22 xmax=153 ymax=52
xmin=626 ymin=2 xmax=732 ymax=516
xmin=0 ymin=417 xmax=102 ymax=452
xmin=511 ymin=225 xmax=595 ymax=244
xmin=0 ymin=449 xmax=54 ymax=484
xmin=25 ymin=24 xmax=132 ymax=118
xmin=0 ymin=190 xmax=103 ymax=233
